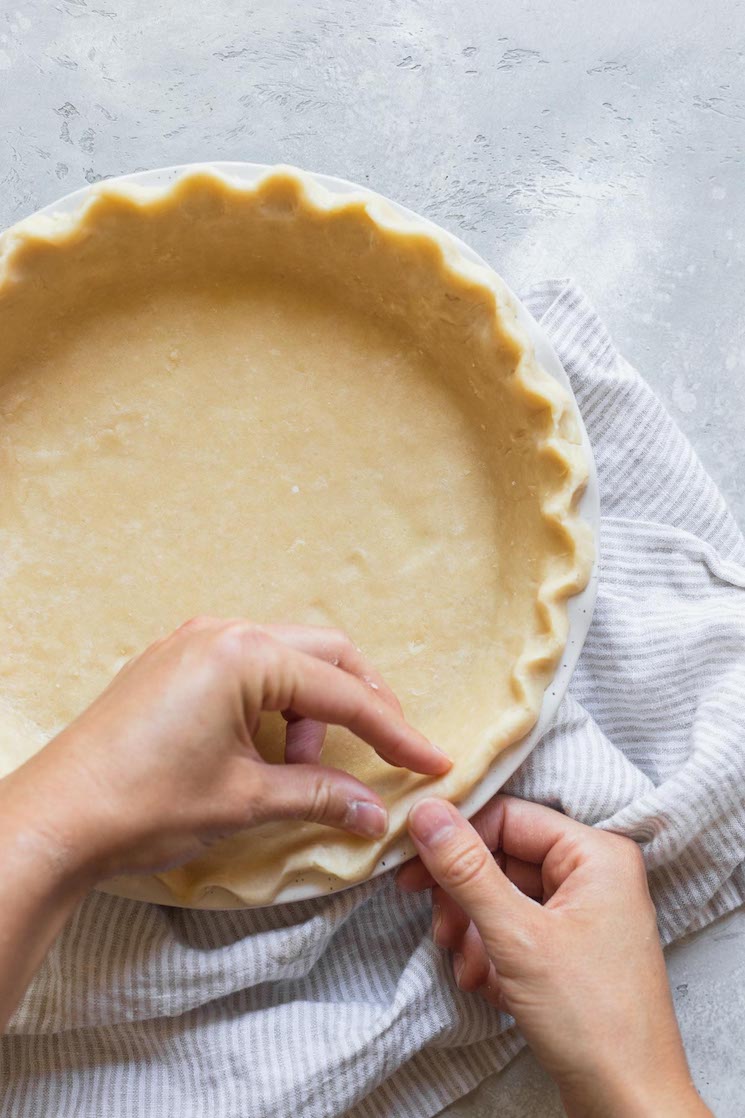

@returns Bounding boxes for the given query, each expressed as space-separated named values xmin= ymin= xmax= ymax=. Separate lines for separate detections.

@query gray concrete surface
xmin=1 ymin=1 xmax=743 ymax=1114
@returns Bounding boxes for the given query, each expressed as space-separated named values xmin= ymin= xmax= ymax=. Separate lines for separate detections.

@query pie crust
xmin=0 ymin=167 xmax=593 ymax=907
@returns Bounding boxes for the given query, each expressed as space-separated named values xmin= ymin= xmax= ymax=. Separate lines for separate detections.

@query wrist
xmin=0 ymin=748 xmax=107 ymax=1032
xmin=561 ymin=1067 xmax=709 ymax=1118
xmin=0 ymin=745 xmax=113 ymax=894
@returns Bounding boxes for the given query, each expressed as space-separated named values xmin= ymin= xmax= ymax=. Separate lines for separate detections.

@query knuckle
xmin=234 ymin=761 xmax=269 ymax=825
xmin=593 ymin=832 xmax=651 ymax=896
xmin=304 ymin=777 xmax=334 ymax=825
xmin=561 ymin=833 xmax=590 ymax=871
xmin=179 ymin=614 xmax=216 ymax=632
xmin=604 ymin=831 xmax=646 ymax=871
xmin=209 ymin=628 xmax=244 ymax=667
xmin=439 ymin=839 xmax=492 ymax=891
xmin=621 ymin=840 xmax=650 ymax=891
xmin=622 ymin=836 xmax=646 ymax=869
xmin=211 ymin=621 xmax=268 ymax=665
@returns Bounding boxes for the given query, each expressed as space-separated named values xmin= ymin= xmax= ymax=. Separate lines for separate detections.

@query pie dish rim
xmin=1 ymin=161 xmax=600 ymax=908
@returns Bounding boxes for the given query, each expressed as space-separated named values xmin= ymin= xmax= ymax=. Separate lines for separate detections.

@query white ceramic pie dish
xmin=28 ymin=162 xmax=600 ymax=906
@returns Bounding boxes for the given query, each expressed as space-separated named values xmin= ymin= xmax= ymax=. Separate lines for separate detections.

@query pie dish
xmin=0 ymin=165 xmax=594 ymax=907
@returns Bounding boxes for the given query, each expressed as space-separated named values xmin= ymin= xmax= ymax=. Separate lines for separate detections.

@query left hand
xmin=0 ymin=617 xmax=450 ymax=1032
xmin=2 ymin=617 xmax=450 ymax=882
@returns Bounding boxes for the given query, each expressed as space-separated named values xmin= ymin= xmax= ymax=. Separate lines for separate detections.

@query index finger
xmin=262 ymin=624 xmax=404 ymax=716
xmin=250 ymin=635 xmax=452 ymax=777
xmin=264 ymin=624 xmax=403 ymax=766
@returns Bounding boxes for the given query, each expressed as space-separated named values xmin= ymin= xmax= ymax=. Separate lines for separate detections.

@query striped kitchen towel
xmin=3 ymin=279 xmax=745 ymax=1118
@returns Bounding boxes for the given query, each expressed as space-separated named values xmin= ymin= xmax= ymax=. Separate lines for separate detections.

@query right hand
xmin=398 ymin=796 xmax=712 ymax=1118
xmin=2 ymin=618 xmax=451 ymax=882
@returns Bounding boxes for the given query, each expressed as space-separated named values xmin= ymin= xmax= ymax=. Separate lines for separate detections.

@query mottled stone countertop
xmin=1 ymin=0 xmax=743 ymax=1115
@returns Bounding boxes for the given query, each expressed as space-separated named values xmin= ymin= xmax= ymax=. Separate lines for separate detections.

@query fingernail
xmin=453 ymin=953 xmax=464 ymax=988
xmin=431 ymin=903 xmax=442 ymax=944
xmin=409 ymin=798 xmax=456 ymax=846
xmin=345 ymin=800 xmax=388 ymax=839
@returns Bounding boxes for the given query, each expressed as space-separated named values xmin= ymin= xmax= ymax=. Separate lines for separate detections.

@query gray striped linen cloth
xmin=3 ymin=279 xmax=745 ymax=1118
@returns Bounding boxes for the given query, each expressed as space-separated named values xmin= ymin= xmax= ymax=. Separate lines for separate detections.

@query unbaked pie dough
xmin=0 ymin=167 xmax=592 ymax=907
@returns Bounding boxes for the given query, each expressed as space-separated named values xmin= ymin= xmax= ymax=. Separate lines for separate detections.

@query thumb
xmin=408 ymin=797 xmax=536 ymax=945
xmin=248 ymin=760 xmax=389 ymax=840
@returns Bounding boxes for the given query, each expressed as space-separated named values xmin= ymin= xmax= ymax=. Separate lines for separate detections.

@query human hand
xmin=398 ymin=796 xmax=711 ymax=1118
xmin=3 ymin=618 xmax=450 ymax=882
